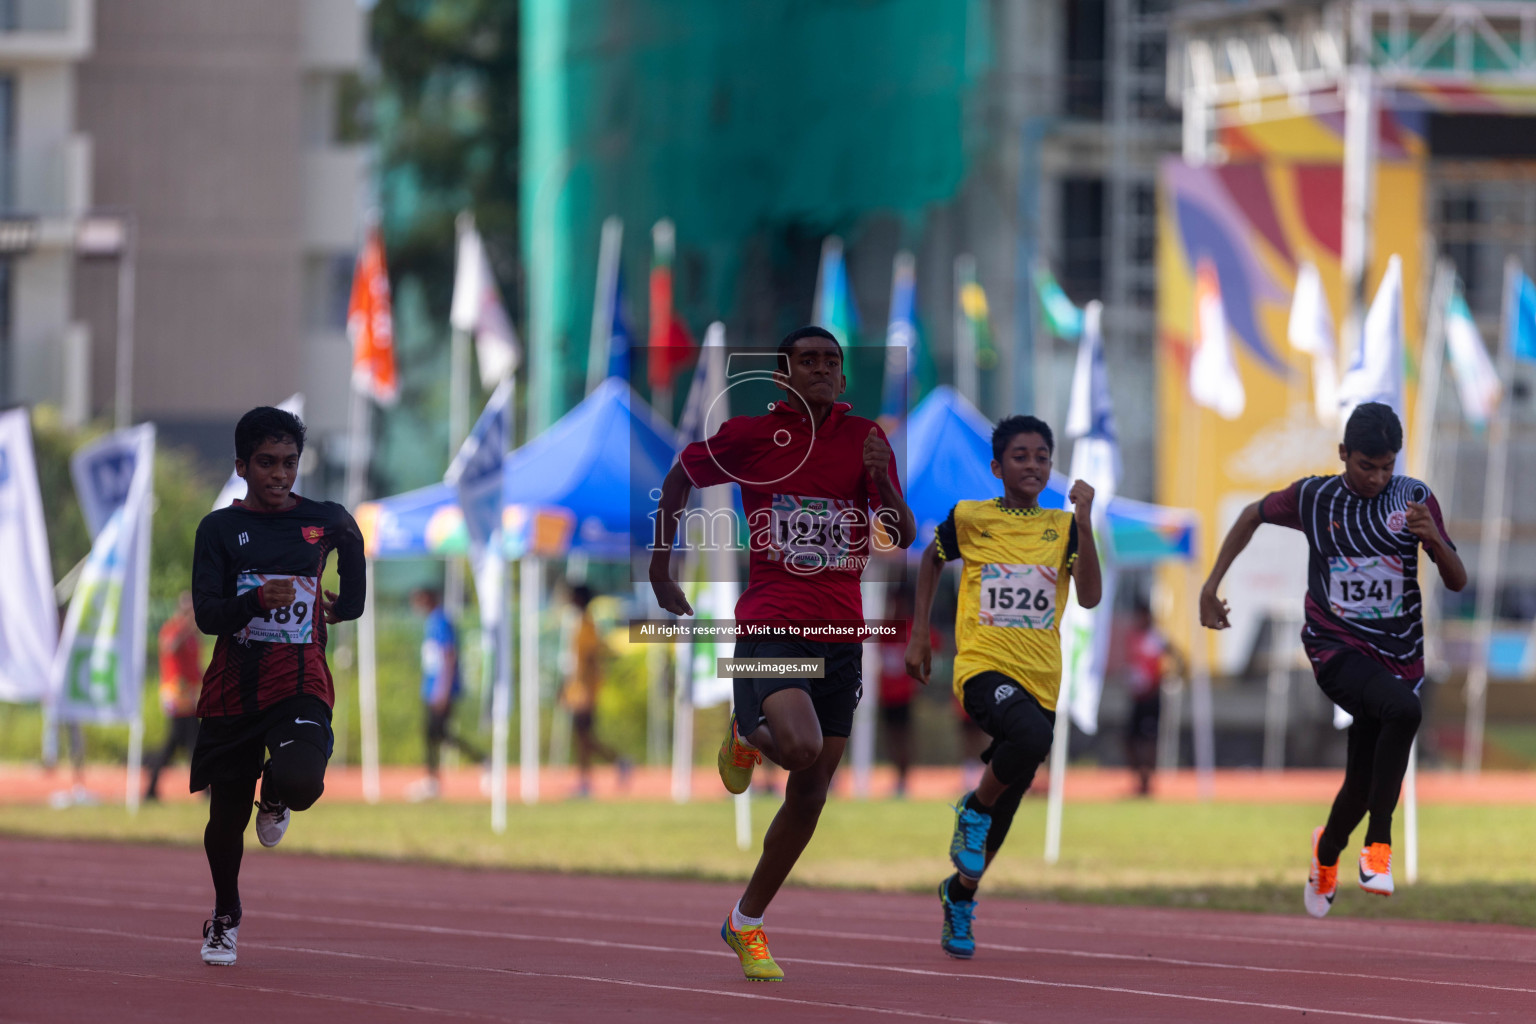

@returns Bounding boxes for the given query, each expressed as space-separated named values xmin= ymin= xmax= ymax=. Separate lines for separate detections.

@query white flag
xmin=1287 ymin=262 xmax=1341 ymax=428
xmin=1189 ymin=259 xmax=1246 ymax=420
xmin=1061 ymin=301 xmax=1119 ymax=735
xmin=1339 ymin=254 xmax=1405 ymax=425
xmin=51 ymin=424 xmax=155 ymax=724
xmin=451 ymin=213 xmax=521 ymax=389
xmin=0 ymin=409 xmax=58 ymax=703
xmin=677 ymin=322 xmax=739 ymax=707
xmin=1444 ymin=285 xmax=1501 ymax=429
xmin=212 ymin=394 xmax=304 ymax=511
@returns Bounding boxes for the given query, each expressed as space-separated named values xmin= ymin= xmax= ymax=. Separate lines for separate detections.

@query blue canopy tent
xmin=895 ymin=386 xmax=1196 ymax=565
xmin=357 ymin=377 xmax=680 ymax=561
xmin=501 ymin=376 xmax=681 ymax=560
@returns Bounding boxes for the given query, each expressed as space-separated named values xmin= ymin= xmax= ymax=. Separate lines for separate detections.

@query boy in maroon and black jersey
xmin=1200 ymin=402 xmax=1465 ymax=917
xmin=189 ymin=406 xmax=365 ymax=965
xmin=651 ymin=326 xmax=917 ymax=980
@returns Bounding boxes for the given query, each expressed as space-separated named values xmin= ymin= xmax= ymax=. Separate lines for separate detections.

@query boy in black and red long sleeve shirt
xmin=189 ymin=406 xmax=365 ymax=965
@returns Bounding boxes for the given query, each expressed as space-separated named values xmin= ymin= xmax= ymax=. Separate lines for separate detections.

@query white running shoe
xmin=254 ymin=799 xmax=290 ymax=848
xmin=201 ymin=915 xmax=239 ymax=966
xmin=1303 ymin=826 xmax=1338 ymax=919
xmin=405 ymin=776 xmax=441 ymax=803
xmin=1358 ymin=843 xmax=1394 ymax=896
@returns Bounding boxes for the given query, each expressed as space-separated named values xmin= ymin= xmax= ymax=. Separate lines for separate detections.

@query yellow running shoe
xmin=717 ymin=715 xmax=761 ymax=795
xmin=722 ymin=915 xmax=784 ymax=981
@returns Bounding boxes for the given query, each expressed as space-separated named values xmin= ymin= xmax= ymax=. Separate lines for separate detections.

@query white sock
xmin=732 ymin=900 xmax=764 ymax=931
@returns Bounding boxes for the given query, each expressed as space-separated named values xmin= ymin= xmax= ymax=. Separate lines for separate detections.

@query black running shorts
xmin=732 ymin=639 xmax=863 ymax=739
xmin=190 ymin=694 xmax=334 ymax=793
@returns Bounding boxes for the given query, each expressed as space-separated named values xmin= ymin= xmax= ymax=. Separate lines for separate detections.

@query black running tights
xmin=204 ymin=741 xmax=327 ymax=920
xmin=1314 ymin=651 xmax=1423 ymax=866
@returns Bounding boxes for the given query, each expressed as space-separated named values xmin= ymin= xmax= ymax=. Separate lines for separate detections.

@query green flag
xmin=1033 ymin=261 xmax=1084 ymax=340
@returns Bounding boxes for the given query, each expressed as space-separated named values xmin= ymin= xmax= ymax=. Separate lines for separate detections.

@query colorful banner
xmin=51 ymin=424 xmax=156 ymax=723
xmin=448 ymin=380 xmax=514 ymax=628
xmin=349 ymin=224 xmax=399 ymax=404
xmin=1158 ymin=111 xmax=1426 ymax=672
xmin=0 ymin=409 xmax=58 ymax=703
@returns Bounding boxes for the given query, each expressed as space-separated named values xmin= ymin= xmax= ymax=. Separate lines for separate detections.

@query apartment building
xmin=0 ymin=0 xmax=366 ymax=491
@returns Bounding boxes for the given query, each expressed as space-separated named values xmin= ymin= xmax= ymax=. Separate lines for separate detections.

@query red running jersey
xmin=679 ymin=402 xmax=901 ymax=639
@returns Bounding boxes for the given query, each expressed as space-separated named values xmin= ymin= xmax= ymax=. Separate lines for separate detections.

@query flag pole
xmin=1463 ymin=256 xmax=1518 ymax=774
xmin=955 ymin=255 xmax=979 ymax=407
xmin=587 ymin=217 xmax=623 ymax=394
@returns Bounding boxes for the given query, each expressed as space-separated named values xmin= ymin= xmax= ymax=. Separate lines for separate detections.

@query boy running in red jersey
xmin=651 ymin=326 xmax=916 ymax=980
xmin=1200 ymin=403 xmax=1465 ymax=916
xmin=190 ymin=407 xmax=365 ymax=964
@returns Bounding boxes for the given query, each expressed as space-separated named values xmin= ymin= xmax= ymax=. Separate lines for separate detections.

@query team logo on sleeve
xmin=1041 ymin=528 xmax=1058 ymax=542
xmin=1387 ymin=510 xmax=1408 ymax=534
xmin=301 ymin=526 xmax=325 ymax=544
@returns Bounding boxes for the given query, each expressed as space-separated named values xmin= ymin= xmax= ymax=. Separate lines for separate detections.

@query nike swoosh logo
xmin=1359 ymin=867 xmax=1376 ymax=884
xmin=279 ymin=740 xmax=294 ymax=747
xmin=294 ymin=718 xmax=320 ymax=727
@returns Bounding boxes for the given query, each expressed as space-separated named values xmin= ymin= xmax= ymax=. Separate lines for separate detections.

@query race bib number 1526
xmin=978 ymin=564 xmax=1058 ymax=629
xmin=236 ymin=574 xmax=318 ymax=644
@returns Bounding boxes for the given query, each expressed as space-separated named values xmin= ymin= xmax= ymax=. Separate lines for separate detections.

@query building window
xmin=1060 ymin=177 xmax=1104 ymax=303
xmin=1064 ymin=0 xmax=1106 ymax=120
xmin=304 ymin=253 xmax=354 ymax=332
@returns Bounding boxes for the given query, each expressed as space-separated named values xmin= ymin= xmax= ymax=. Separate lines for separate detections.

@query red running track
xmin=2 ymin=835 xmax=1533 ymax=1023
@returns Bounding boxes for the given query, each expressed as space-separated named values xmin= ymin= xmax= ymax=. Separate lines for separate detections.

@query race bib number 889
xmin=1326 ymin=556 xmax=1405 ymax=620
xmin=978 ymin=564 xmax=1058 ymax=629
xmin=236 ymin=574 xmax=318 ymax=643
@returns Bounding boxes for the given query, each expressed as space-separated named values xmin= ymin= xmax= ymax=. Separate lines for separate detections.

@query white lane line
xmin=1 ymin=902 xmax=1490 ymax=1023
xmin=0 ymin=956 xmax=506 ymax=1021
xmin=10 ymin=887 xmax=1536 ymax=998
xmin=5 ymin=920 xmax=1014 ymax=1024
xmin=10 ymin=872 xmax=1536 ymax=973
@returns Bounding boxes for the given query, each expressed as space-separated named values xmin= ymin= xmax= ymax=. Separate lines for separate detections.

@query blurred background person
xmin=560 ymin=584 xmax=628 ymax=798
xmin=877 ymin=584 xmax=919 ymax=797
xmin=1124 ymin=597 xmax=1183 ymax=798
xmin=408 ymin=587 xmax=483 ymax=801
xmin=144 ymin=592 xmax=203 ymax=802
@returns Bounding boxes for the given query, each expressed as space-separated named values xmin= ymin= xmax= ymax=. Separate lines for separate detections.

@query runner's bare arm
xmin=865 ymin=427 xmax=917 ymax=549
xmin=1199 ymin=499 xmax=1263 ymax=630
xmin=1069 ymin=479 xmax=1102 ymax=609
xmin=648 ymin=461 xmax=695 ymax=616
xmin=1406 ymin=500 xmax=1467 ymax=592
xmin=904 ymin=540 xmax=945 ymax=685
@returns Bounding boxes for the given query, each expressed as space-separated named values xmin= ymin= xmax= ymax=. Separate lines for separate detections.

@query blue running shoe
xmin=949 ymin=793 xmax=991 ymax=880
xmin=939 ymin=876 xmax=976 ymax=959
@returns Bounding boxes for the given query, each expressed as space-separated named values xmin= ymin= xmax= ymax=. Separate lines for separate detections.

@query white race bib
xmin=1326 ymin=556 xmax=1405 ymax=620
xmin=768 ymin=494 xmax=857 ymax=570
xmin=236 ymin=573 xmax=319 ymax=643
xmin=978 ymin=563 xmax=1059 ymax=629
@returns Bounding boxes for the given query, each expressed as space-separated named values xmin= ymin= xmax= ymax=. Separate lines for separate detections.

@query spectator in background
xmin=560 ymin=584 xmax=628 ymax=797
xmin=145 ymin=591 xmax=203 ymax=802
xmin=1124 ymin=598 xmax=1183 ymax=797
xmin=408 ymin=587 xmax=483 ymax=801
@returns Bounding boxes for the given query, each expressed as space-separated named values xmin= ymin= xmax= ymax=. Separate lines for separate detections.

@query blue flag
xmin=1510 ymin=270 xmax=1536 ymax=364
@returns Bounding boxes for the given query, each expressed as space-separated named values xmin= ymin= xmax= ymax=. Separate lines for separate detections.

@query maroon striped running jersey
xmin=192 ymin=496 xmax=365 ymax=717
xmin=1259 ymin=474 xmax=1454 ymax=682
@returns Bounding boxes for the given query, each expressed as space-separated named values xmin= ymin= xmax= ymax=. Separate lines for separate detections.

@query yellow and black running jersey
xmin=934 ymin=499 xmax=1078 ymax=709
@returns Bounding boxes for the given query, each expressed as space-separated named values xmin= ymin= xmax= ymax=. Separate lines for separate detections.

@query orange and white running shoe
xmin=717 ymin=714 xmax=762 ymax=795
xmin=1304 ymin=826 xmax=1337 ymax=918
xmin=1359 ymin=843 xmax=1394 ymax=896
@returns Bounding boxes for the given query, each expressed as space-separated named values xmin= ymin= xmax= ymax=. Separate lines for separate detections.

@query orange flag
xmin=348 ymin=225 xmax=399 ymax=404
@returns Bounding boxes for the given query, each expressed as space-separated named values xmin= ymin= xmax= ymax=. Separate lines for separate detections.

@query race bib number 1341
xmin=1326 ymin=556 xmax=1405 ymax=620
xmin=978 ymin=564 xmax=1058 ymax=629
xmin=236 ymin=573 xmax=318 ymax=644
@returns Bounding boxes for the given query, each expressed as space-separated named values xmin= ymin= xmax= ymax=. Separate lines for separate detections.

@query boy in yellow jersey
xmin=905 ymin=414 xmax=1101 ymax=959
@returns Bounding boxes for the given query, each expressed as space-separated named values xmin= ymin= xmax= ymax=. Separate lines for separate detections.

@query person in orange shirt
xmin=559 ymin=585 xmax=627 ymax=797
xmin=145 ymin=591 xmax=203 ymax=802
